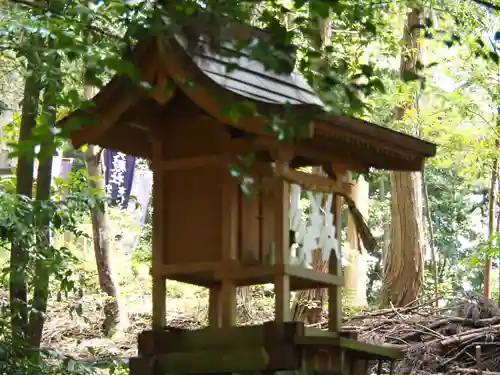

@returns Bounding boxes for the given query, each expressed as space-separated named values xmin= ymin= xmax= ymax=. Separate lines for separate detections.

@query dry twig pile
xmin=338 ymin=292 xmax=500 ymax=375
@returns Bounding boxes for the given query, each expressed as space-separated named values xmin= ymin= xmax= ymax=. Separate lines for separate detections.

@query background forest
xmin=2 ymin=0 xmax=500 ymax=374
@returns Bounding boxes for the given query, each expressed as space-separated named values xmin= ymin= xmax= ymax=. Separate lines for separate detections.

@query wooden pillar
xmin=274 ymin=160 xmax=291 ymax=323
xmin=208 ymin=286 xmax=221 ymax=327
xmin=345 ymin=174 xmax=369 ymax=307
xmin=219 ymin=177 xmax=238 ymax=327
xmin=151 ymin=138 xmax=166 ymax=329
xmin=328 ymin=165 xmax=346 ymax=332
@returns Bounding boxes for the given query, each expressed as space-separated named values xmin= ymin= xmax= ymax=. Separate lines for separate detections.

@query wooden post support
xmin=220 ymin=178 xmax=238 ymax=327
xmin=208 ymin=285 xmax=221 ymax=327
xmin=273 ymin=160 xmax=291 ymax=323
xmin=151 ymin=137 xmax=166 ymax=329
xmin=329 ymin=165 xmax=346 ymax=332
xmin=345 ymin=174 xmax=369 ymax=307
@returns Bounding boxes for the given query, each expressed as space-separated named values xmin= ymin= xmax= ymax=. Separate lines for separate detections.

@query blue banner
xmin=104 ymin=150 xmax=136 ymax=209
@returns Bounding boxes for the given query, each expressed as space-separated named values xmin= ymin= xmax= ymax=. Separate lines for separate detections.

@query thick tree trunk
xmin=85 ymin=145 xmax=129 ymax=335
xmin=380 ymin=8 xmax=425 ymax=307
xmin=26 ymin=54 xmax=60 ymax=349
xmin=381 ymin=171 xmax=425 ymax=306
xmin=344 ymin=175 xmax=369 ymax=307
xmin=10 ymin=54 xmax=41 ymax=346
xmin=236 ymin=287 xmax=252 ymax=322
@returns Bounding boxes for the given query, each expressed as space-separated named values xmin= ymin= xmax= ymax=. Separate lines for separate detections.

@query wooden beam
xmin=208 ymin=285 xmax=221 ymax=327
xmin=314 ymin=117 xmax=435 ymax=171
xmin=316 ymin=115 xmax=436 ymax=158
xmin=70 ymin=87 xmax=144 ymax=149
xmin=275 ymin=166 xmax=352 ymax=197
xmin=70 ymin=54 xmax=158 ymax=149
xmin=98 ymin=124 xmax=151 ymax=159
xmin=273 ymin=154 xmax=291 ymax=323
xmin=151 ymin=137 xmax=166 ymax=329
xmin=223 ymin=134 xmax=369 ymax=173
xmin=160 ymin=138 xmax=270 ymax=171
xmin=339 ymin=338 xmax=403 ymax=359
xmin=220 ymin=176 xmax=238 ymax=327
xmin=152 ymin=70 xmax=176 ymax=105
xmin=215 ymin=264 xmax=344 ymax=290
xmin=161 ymin=154 xmax=229 ymax=171
xmin=151 ymin=261 xmax=222 ymax=278
xmin=296 ymin=139 xmax=369 ymax=172
xmin=155 ymin=347 xmax=271 ymax=374
xmin=328 ymin=165 xmax=346 ymax=333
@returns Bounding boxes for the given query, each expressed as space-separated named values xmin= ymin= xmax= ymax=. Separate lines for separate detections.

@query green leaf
xmin=293 ymin=0 xmax=308 ymax=9
xmin=444 ymin=39 xmax=454 ymax=48
xmin=489 ymin=51 xmax=499 ymax=64
xmin=364 ymin=21 xmax=377 ymax=34
xmin=83 ymin=69 xmax=103 ymax=88
xmin=369 ymin=77 xmax=385 ymax=93
xmin=360 ymin=64 xmax=374 ymax=77
xmin=226 ymin=63 xmax=239 ymax=73
xmin=402 ymin=70 xmax=421 ymax=82
xmin=310 ymin=1 xmax=330 ymax=19
xmin=52 ymin=213 xmax=62 ymax=229
xmin=183 ymin=77 xmax=194 ymax=87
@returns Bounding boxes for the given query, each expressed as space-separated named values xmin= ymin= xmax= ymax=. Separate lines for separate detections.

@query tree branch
xmin=7 ymin=0 xmax=123 ymax=41
xmin=469 ymin=0 xmax=500 ymax=11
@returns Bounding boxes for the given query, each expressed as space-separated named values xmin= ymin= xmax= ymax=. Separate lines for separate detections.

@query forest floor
xmin=41 ymin=283 xmax=500 ymax=375
xmin=42 ymin=281 xmax=208 ymax=361
xmin=41 ymin=277 xmax=275 ymax=362
xmin=34 ymin=250 xmax=500 ymax=375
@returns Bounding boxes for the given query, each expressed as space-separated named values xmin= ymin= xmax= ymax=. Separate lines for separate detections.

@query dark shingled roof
xmin=177 ymin=34 xmax=324 ymax=106
xmin=60 ymin=18 xmax=436 ymax=171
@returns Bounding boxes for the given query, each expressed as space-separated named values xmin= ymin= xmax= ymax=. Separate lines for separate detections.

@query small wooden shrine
xmin=62 ymin=17 xmax=436 ymax=375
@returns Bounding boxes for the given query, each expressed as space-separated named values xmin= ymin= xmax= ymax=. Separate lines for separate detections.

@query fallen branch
xmin=453 ymin=368 xmax=500 ymax=375
xmin=339 ymin=294 xmax=500 ymax=374
xmin=440 ymin=325 xmax=500 ymax=347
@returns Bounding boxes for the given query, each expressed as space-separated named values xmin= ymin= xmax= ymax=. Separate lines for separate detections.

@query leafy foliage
xmin=2 ymin=0 xmax=500 ymax=370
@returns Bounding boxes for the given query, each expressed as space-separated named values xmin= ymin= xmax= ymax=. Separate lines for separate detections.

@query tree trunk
xmin=380 ymin=8 xmax=425 ymax=307
xmin=10 ymin=51 xmax=41 ymax=346
xmin=381 ymin=171 xmax=425 ymax=306
xmin=84 ymin=145 xmax=129 ymax=335
xmin=236 ymin=287 xmax=252 ymax=322
xmin=344 ymin=175 xmax=369 ymax=307
xmin=485 ymin=158 xmax=498 ymax=298
xmin=26 ymin=54 xmax=60 ymax=349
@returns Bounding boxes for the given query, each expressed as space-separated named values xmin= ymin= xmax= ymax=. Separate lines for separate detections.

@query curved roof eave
xmin=60 ymin=29 xmax=437 ymax=172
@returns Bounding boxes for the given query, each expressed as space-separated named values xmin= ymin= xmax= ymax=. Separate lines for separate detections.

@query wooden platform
xmin=129 ymin=322 xmax=402 ymax=375
xmin=152 ymin=261 xmax=344 ymax=290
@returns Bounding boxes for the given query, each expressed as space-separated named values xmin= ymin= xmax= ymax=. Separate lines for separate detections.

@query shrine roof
xmin=60 ymin=19 xmax=436 ymax=172
xmin=178 ymin=36 xmax=323 ymax=106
